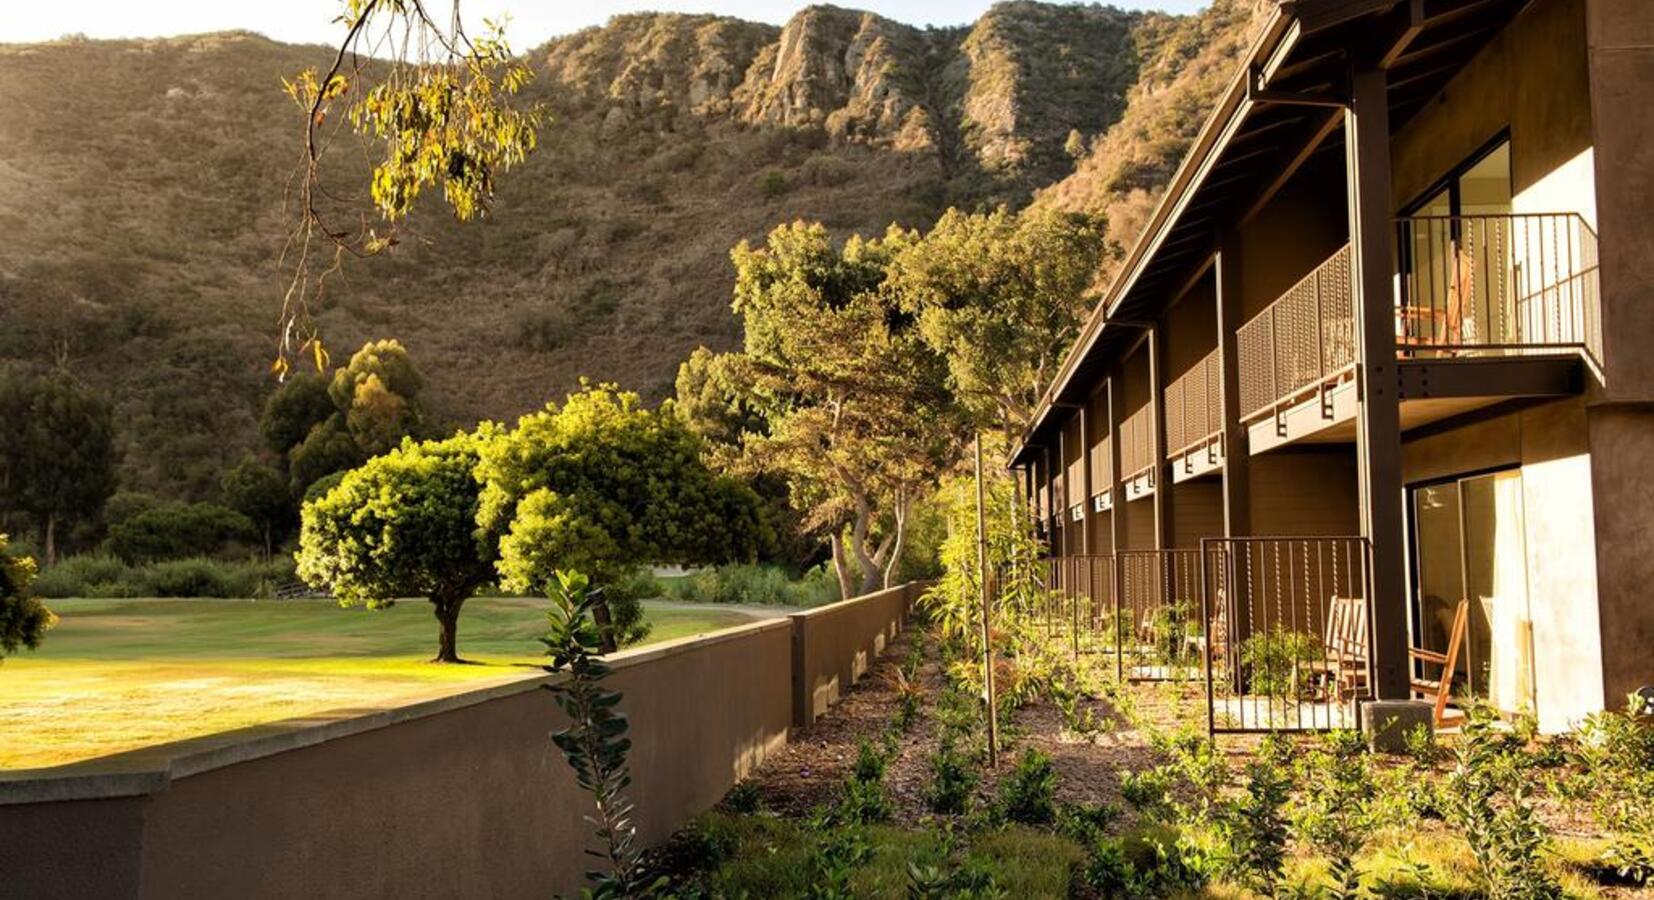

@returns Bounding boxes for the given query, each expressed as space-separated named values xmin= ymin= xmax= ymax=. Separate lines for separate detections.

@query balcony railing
xmin=1236 ymin=213 xmax=1601 ymax=424
xmin=1119 ymin=403 xmax=1156 ymax=482
xmin=1396 ymin=213 xmax=1601 ymax=363
xmin=1164 ymin=348 xmax=1222 ymax=458
xmin=1236 ymin=245 xmax=1355 ymax=423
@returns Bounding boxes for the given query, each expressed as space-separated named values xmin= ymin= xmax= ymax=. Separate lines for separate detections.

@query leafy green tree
xmin=476 ymin=384 xmax=771 ymax=650
xmin=287 ymin=415 xmax=365 ymax=497
xmin=106 ymin=502 xmax=256 ymax=564
xmin=712 ymin=221 xmax=962 ymax=598
xmin=220 ymin=456 xmax=294 ymax=559
xmin=296 ymin=433 xmax=497 ymax=663
xmin=885 ymin=206 xmax=1105 ymax=435
xmin=260 ymin=373 xmax=334 ymax=456
xmin=1 ymin=532 xmax=55 ymax=659
xmin=0 ymin=371 xmax=119 ymax=564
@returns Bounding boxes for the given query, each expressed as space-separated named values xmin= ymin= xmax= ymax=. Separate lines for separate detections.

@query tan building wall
xmin=1236 ymin=156 xmax=1349 ymax=322
xmin=1402 ymin=399 xmax=1607 ymax=732
xmin=1247 ymin=448 xmax=1361 ymax=537
xmin=1171 ymin=480 xmax=1224 ymax=549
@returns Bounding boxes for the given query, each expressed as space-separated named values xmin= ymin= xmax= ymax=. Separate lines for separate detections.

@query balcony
xmin=1238 ymin=214 xmax=1597 ymax=452
xmin=1119 ymin=403 xmax=1156 ymax=499
xmin=1164 ymin=348 xmax=1223 ymax=483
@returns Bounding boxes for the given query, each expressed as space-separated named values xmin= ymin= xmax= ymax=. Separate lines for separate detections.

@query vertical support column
xmin=1149 ymin=325 xmax=1172 ymax=550
xmin=1107 ymin=372 xmax=1127 ymax=681
xmin=1215 ymin=234 xmax=1253 ymax=666
xmin=1347 ymin=65 xmax=1409 ymax=702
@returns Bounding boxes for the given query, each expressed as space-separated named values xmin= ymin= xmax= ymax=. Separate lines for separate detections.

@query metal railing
xmin=1118 ymin=403 xmax=1156 ymax=482
xmin=1164 ymin=348 xmax=1222 ymax=459
xmin=1118 ymin=549 xmax=1207 ymax=682
xmin=1236 ymin=244 xmax=1355 ymax=423
xmin=1396 ymin=212 xmax=1601 ymax=364
xmin=1200 ymin=536 xmax=1374 ymax=734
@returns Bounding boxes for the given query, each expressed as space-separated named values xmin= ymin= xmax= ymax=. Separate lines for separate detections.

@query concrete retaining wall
xmin=789 ymin=583 xmax=917 ymax=726
xmin=0 ymin=583 xmax=920 ymax=899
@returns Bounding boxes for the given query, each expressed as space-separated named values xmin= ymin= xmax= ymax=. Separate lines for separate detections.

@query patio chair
xmin=1308 ymin=595 xmax=1369 ymax=700
xmin=1398 ymin=245 xmax=1472 ymax=350
xmin=1410 ymin=599 xmax=1469 ymax=727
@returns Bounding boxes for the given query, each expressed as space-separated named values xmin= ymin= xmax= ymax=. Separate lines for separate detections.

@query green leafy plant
xmin=997 ymin=748 xmax=1057 ymax=825
xmin=0 ymin=533 xmax=55 ymax=659
xmin=1292 ymin=730 xmax=1377 ymax=900
xmin=1444 ymin=707 xmax=1561 ymax=899
xmin=1223 ymin=732 xmax=1295 ymax=895
xmin=1085 ymin=825 xmax=1213 ymax=899
xmin=541 ymin=570 xmax=666 ymax=898
xmin=1572 ymin=694 xmax=1654 ymax=885
xmin=1119 ymin=766 xmax=1173 ymax=814
xmin=1241 ymin=628 xmax=1322 ymax=700
xmin=724 ymin=780 xmax=763 ymax=815
xmin=924 ymin=734 xmax=979 ymax=816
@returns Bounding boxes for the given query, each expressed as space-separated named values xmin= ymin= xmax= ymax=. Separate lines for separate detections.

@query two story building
xmin=1012 ymin=0 xmax=1652 ymax=733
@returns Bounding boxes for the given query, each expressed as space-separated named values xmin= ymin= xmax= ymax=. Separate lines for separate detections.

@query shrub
xmin=661 ymin=563 xmax=839 ymax=608
xmin=32 ymin=554 xmax=134 ymax=598
xmin=1571 ymin=695 xmax=1654 ymax=886
xmin=924 ymin=735 xmax=978 ymax=816
xmin=1293 ymin=730 xmax=1378 ymax=900
xmin=1446 ymin=707 xmax=1562 ymax=899
xmin=997 ymin=748 xmax=1057 ymax=826
xmin=1085 ymin=825 xmax=1213 ymax=899
xmin=1240 ymin=627 xmax=1322 ymax=700
xmin=140 ymin=558 xmax=242 ymax=598
xmin=756 ymin=170 xmax=788 ymax=199
xmin=1119 ymin=766 xmax=1173 ymax=813
xmin=106 ymin=501 xmax=255 ymax=564
xmin=1223 ymin=732 xmax=1294 ymax=895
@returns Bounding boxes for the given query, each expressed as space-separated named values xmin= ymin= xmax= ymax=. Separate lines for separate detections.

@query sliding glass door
xmin=1409 ymin=469 xmax=1535 ymax=714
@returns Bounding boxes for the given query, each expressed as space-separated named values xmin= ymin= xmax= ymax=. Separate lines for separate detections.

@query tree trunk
xmin=881 ymin=493 xmax=909 ymax=590
xmin=830 ymin=532 xmax=855 ymax=602
xmin=263 ymin=525 xmax=273 ymax=562
xmin=42 ymin=512 xmax=56 ymax=567
xmin=432 ymin=596 xmax=466 ymax=663
xmin=592 ymin=600 xmax=618 ymax=654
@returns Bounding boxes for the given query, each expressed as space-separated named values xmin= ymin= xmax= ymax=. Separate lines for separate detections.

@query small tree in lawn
xmin=1 ymin=532 xmax=55 ymax=660
xmin=296 ymin=432 xmax=496 ymax=663
xmin=477 ymin=384 xmax=772 ymax=651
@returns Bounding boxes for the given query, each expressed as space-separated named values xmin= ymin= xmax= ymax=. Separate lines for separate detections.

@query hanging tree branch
xmin=277 ymin=0 xmax=543 ymax=378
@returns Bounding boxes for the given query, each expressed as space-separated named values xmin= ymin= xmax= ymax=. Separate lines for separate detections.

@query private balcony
xmin=1164 ymin=348 xmax=1223 ymax=483
xmin=1119 ymin=403 xmax=1157 ymax=499
xmin=1238 ymin=213 xmax=1598 ymax=453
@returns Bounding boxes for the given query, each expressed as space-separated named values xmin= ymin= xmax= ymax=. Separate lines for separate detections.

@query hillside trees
xmin=0 ymin=532 xmax=54 ymax=659
xmin=885 ymin=206 xmax=1106 ymax=436
xmin=261 ymin=339 xmax=428 ymax=496
xmin=106 ymin=502 xmax=256 ymax=565
xmin=296 ymin=433 xmax=496 ymax=663
xmin=220 ymin=457 xmax=294 ymax=559
xmin=708 ymin=222 xmax=964 ymax=599
xmin=0 ymin=371 xmax=119 ymax=564
xmin=476 ymin=384 xmax=772 ymax=650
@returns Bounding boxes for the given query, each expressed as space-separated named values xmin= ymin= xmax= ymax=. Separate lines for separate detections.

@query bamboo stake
xmin=974 ymin=433 xmax=998 ymax=768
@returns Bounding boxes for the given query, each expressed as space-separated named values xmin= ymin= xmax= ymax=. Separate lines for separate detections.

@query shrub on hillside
xmin=106 ymin=501 xmax=255 ymax=564
xmin=33 ymin=555 xmax=295 ymax=598
xmin=31 ymin=554 xmax=136 ymax=598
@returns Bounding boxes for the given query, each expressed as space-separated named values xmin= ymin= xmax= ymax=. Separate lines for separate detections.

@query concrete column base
xmin=1361 ymin=700 xmax=1434 ymax=753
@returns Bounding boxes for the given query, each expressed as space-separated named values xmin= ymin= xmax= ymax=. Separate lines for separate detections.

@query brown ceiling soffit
xmin=1010 ymin=5 xmax=1302 ymax=467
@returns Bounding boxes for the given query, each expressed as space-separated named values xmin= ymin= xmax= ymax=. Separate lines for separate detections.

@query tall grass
xmin=661 ymin=564 xmax=840 ymax=608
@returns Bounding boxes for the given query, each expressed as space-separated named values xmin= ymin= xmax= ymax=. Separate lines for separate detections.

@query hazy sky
xmin=3 ymin=1 xmax=1210 ymax=47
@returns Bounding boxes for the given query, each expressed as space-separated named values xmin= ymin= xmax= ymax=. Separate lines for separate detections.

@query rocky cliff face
xmin=0 ymin=3 xmax=1252 ymax=497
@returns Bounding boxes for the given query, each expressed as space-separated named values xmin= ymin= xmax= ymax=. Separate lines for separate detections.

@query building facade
xmin=1012 ymin=0 xmax=1653 ymax=733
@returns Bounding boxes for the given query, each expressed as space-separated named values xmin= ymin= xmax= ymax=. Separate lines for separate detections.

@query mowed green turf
xmin=0 ymin=597 xmax=757 ymax=769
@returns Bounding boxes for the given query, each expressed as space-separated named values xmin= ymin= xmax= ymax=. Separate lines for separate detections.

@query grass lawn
xmin=0 ymin=597 xmax=758 ymax=770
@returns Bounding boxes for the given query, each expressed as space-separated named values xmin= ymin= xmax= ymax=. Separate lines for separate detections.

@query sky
xmin=2 ymin=0 xmax=1210 ymax=47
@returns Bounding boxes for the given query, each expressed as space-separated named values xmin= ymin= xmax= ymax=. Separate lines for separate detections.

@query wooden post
xmin=973 ymin=435 xmax=998 ymax=767
xmin=1215 ymin=235 xmax=1253 ymax=665
xmin=1107 ymin=373 xmax=1127 ymax=682
xmin=1149 ymin=325 xmax=1172 ymax=551
xmin=1347 ymin=65 xmax=1409 ymax=701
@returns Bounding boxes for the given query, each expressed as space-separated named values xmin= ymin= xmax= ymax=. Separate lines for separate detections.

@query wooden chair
xmin=1308 ymin=595 xmax=1370 ymax=700
xmin=1398 ymin=245 xmax=1472 ymax=349
xmin=1410 ymin=599 xmax=1470 ymax=727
